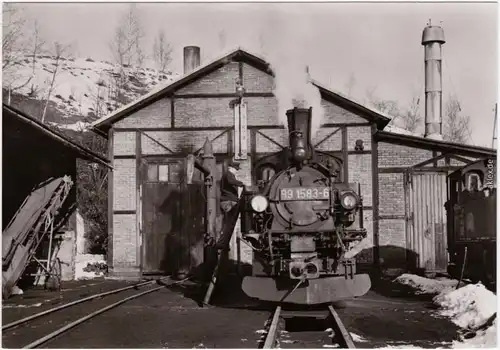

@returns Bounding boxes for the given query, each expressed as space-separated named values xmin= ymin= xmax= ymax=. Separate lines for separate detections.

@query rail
xmin=3 ymin=277 xmax=190 ymax=348
xmin=261 ymin=304 xmax=356 ymax=349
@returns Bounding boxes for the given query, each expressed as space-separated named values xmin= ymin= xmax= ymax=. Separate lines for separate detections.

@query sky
xmin=13 ymin=1 xmax=499 ymax=147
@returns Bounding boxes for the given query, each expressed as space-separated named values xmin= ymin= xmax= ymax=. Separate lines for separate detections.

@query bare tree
xmin=2 ymin=4 xmax=26 ymax=70
xmin=30 ymin=20 xmax=45 ymax=74
xmin=366 ymin=87 xmax=401 ymax=118
xmin=366 ymin=86 xmax=422 ymax=132
xmin=443 ymin=96 xmax=471 ymax=144
xmin=401 ymin=93 xmax=421 ymax=133
xmin=41 ymin=41 xmax=72 ymax=123
xmin=108 ymin=4 xmax=145 ymax=109
xmin=3 ymin=9 xmax=46 ymax=105
xmin=152 ymin=29 xmax=173 ymax=74
xmin=109 ymin=4 xmax=145 ymax=68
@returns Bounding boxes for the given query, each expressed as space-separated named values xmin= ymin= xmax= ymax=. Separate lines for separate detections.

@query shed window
xmin=158 ymin=164 xmax=169 ymax=182
xmin=168 ymin=163 xmax=182 ymax=183
xmin=467 ymin=173 xmax=481 ymax=191
xmin=147 ymin=164 xmax=158 ymax=181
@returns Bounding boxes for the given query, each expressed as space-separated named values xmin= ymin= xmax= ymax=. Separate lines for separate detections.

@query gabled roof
xmin=3 ymin=103 xmax=111 ymax=168
xmin=375 ymin=129 xmax=496 ymax=158
xmin=91 ymin=46 xmax=392 ymax=133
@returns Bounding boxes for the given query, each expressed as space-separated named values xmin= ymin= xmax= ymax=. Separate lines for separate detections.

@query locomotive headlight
xmin=340 ymin=192 xmax=357 ymax=210
xmin=251 ymin=195 xmax=268 ymax=213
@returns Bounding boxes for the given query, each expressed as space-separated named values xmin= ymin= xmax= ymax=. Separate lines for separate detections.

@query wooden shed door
xmin=141 ymin=159 xmax=205 ymax=275
xmin=406 ymin=172 xmax=448 ymax=273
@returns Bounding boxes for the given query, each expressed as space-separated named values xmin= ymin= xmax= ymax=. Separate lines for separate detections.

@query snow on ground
xmin=2 ymin=302 xmax=42 ymax=308
xmin=49 ymin=120 xmax=91 ymax=132
xmin=395 ymin=274 xmax=497 ymax=348
xmin=4 ymin=54 xmax=178 ymax=123
xmin=394 ymin=273 xmax=462 ymax=295
xmin=434 ymin=283 xmax=497 ymax=348
xmin=434 ymin=283 xmax=497 ymax=329
xmin=350 ymin=332 xmax=369 ymax=343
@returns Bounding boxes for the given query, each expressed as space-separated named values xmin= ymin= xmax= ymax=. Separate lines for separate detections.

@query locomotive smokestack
xmin=183 ymin=46 xmax=201 ymax=75
xmin=422 ymin=22 xmax=446 ymax=140
xmin=286 ymin=107 xmax=313 ymax=163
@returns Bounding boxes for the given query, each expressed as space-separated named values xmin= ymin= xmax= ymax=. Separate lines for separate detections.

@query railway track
xmin=2 ymin=278 xmax=186 ymax=348
xmin=259 ymin=304 xmax=356 ymax=349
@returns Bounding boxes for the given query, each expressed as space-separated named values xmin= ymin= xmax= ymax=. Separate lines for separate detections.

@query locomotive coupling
xmin=289 ymin=261 xmax=320 ymax=279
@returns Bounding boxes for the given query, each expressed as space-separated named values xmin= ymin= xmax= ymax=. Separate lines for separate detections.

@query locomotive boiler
xmin=239 ymin=107 xmax=371 ymax=305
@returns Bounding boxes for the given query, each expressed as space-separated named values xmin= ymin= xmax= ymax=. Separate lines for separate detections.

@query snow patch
xmin=393 ymin=274 xmax=497 ymax=348
xmin=350 ymin=332 xmax=369 ymax=343
xmin=3 ymin=302 xmax=42 ymax=308
xmin=394 ymin=273 xmax=461 ymax=295
xmin=11 ymin=285 xmax=24 ymax=295
xmin=433 ymin=283 xmax=496 ymax=330
xmin=452 ymin=319 xmax=497 ymax=348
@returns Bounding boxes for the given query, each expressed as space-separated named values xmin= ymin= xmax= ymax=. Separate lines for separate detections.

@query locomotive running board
xmin=242 ymin=274 xmax=371 ymax=305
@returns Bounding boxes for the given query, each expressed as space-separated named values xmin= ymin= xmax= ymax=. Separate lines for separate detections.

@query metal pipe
xmin=184 ymin=46 xmax=201 ymax=75
xmin=422 ymin=23 xmax=446 ymax=140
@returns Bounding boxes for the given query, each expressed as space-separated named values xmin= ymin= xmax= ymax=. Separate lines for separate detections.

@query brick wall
xmin=113 ymin=132 xmax=136 ymax=156
xmin=246 ymin=97 xmax=279 ymax=125
xmin=348 ymin=153 xmax=372 ymax=207
xmin=378 ymin=173 xmax=404 ymax=216
xmin=115 ymin=98 xmax=171 ymax=128
xmin=255 ymin=128 xmax=288 ymax=153
xmin=242 ymin=63 xmax=273 ymax=93
xmin=347 ymin=126 xmax=372 ymax=151
xmin=113 ymin=159 xmax=136 ymax=211
xmin=177 ymin=62 xmax=239 ymax=94
xmin=112 ymin=214 xmax=138 ymax=267
xmin=378 ymin=142 xmax=433 ymax=167
xmin=141 ymin=130 xmax=229 ymax=155
xmin=321 ymin=100 xmax=368 ymax=124
xmin=174 ymin=98 xmax=234 ymax=127
xmin=313 ymin=127 xmax=343 ymax=151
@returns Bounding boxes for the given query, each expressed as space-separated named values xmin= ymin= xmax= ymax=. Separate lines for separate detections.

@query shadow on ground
xmin=161 ymin=244 xmax=451 ymax=309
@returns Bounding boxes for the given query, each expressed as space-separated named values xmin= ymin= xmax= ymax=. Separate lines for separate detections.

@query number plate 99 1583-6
xmin=279 ymin=187 xmax=330 ymax=201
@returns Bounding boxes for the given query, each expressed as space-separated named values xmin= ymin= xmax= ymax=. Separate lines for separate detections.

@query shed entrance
xmin=141 ymin=158 xmax=205 ymax=275
xmin=405 ymin=171 xmax=448 ymax=274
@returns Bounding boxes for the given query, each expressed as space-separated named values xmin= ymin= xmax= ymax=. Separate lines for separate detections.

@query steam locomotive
xmin=445 ymin=158 xmax=496 ymax=288
xmin=239 ymin=107 xmax=371 ymax=305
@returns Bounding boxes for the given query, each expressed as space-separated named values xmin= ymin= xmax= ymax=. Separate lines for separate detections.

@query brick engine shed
xmin=92 ymin=29 xmax=495 ymax=278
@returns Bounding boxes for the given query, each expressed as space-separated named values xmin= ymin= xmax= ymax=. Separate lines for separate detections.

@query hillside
xmin=3 ymin=54 xmax=179 ymax=131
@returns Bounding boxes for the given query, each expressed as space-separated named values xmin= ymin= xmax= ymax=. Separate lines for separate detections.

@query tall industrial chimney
xmin=183 ymin=46 xmax=201 ymax=75
xmin=422 ymin=23 xmax=446 ymax=140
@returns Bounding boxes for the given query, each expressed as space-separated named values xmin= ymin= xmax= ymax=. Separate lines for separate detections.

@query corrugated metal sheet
xmin=407 ymin=172 xmax=448 ymax=272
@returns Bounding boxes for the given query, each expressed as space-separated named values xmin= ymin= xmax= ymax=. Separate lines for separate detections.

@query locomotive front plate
xmin=279 ymin=187 xmax=330 ymax=201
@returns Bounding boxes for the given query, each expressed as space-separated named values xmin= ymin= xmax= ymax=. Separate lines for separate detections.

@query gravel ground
xmin=2 ymin=276 xmax=461 ymax=348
